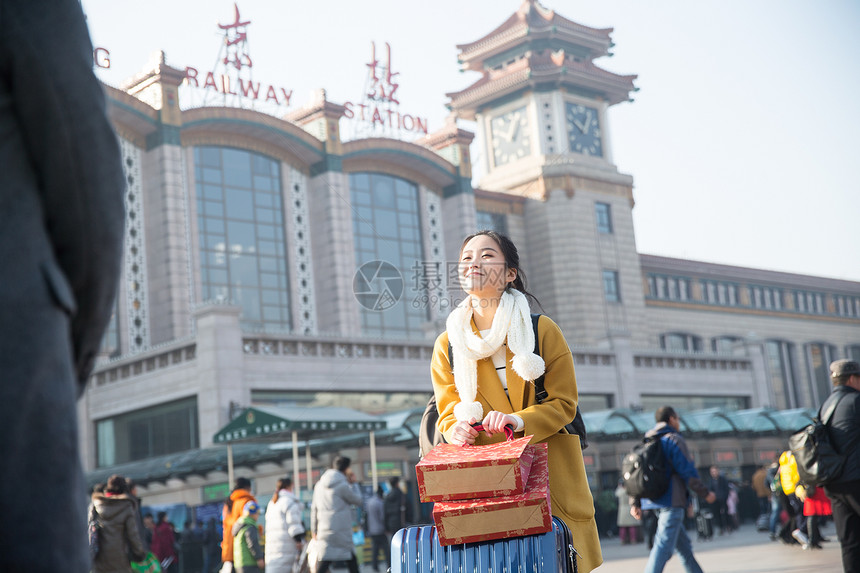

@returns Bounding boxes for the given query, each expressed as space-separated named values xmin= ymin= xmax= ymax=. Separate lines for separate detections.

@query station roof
xmin=88 ymin=406 xmax=813 ymax=488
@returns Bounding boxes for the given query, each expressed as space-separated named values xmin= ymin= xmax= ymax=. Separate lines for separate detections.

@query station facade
xmin=83 ymin=1 xmax=860 ymax=507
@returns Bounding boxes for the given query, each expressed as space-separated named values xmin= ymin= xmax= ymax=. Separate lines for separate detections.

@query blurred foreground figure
xmin=0 ymin=0 xmax=126 ymax=570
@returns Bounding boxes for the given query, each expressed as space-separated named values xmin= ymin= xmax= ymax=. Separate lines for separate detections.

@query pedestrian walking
xmin=310 ymin=455 xmax=363 ymax=573
xmin=91 ymin=475 xmax=147 ymax=573
xmin=265 ymin=477 xmax=306 ymax=573
xmin=222 ymin=477 xmax=257 ymax=570
xmin=365 ymin=486 xmax=389 ymax=571
xmin=152 ymin=511 xmax=179 ymax=572
xmin=822 ymin=359 xmax=860 ymax=572
xmin=630 ymin=406 xmax=716 ymax=573
xmin=233 ymin=501 xmax=265 ymax=573
xmin=615 ymin=480 xmax=640 ymax=544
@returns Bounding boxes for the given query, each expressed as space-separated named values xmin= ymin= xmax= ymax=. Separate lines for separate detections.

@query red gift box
xmin=432 ymin=443 xmax=551 ymax=546
xmin=416 ymin=436 xmax=535 ymax=502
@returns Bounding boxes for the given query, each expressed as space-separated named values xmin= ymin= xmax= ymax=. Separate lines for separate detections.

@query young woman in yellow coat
xmin=430 ymin=230 xmax=602 ymax=573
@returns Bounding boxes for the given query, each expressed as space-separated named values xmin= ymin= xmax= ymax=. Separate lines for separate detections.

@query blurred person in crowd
xmin=365 ymin=485 xmax=389 ymax=572
xmin=203 ymin=517 xmax=221 ymax=573
xmin=0 ymin=0 xmax=125 ymax=570
xmin=91 ymin=475 xmax=147 ymax=573
xmin=126 ymin=478 xmax=148 ymax=552
xmin=706 ymin=466 xmax=730 ymax=535
xmin=265 ymin=477 xmax=305 ymax=573
xmin=615 ymin=479 xmax=640 ymax=544
xmin=311 ymin=455 xmax=363 ymax=573
xmin=233 ymin=501 xmax=265 ymax=573
xmin=751 ymin=464 xmax=772 ymax=520
xmin=152 ymin=511 xmax=178 ymax=572
xmin=222 ymin=477 xmax=257 ymax=570
xmin=384 ymin=476 xmax=412 ymax=536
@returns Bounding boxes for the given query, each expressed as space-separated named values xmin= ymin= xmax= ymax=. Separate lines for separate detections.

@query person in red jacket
xmin=151 ymin=511 xmax=178 ymax=572
xmin=221 ymin=477 xmax=257 ymax=569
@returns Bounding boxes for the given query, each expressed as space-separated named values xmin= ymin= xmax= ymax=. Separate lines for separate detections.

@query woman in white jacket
xmin=265 ymin=477 xmax=306 ymax=573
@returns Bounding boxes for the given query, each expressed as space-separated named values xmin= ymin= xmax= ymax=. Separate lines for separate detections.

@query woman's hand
xmin=449 ymin=418 xmax=479 ymax=446
xmin=481 ymin=411 xmax=517 ymax=436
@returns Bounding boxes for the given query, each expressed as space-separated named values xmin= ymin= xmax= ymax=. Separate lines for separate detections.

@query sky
xmin=80 ymin=0 xmax=860 ymax=282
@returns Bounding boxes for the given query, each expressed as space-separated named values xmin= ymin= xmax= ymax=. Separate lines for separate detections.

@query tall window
xmin=647 ymin=275 xmax=690 ymax=301
xmin=806 ymin=343 xmax=837 ymax=405
xmin=194 ymin=147 xmax=290 ymax=331
xmin=702 ymin=280 xmax=738 ymax=306
xmin=847 ymin=345 xmax=860 ymax=362
xmin=100 ymin=304 xmax=120 ymax=357
xmin=603 ymin=270 xmax=620 ymax=302
xmin=476 ymin=211 xmax=508 ymax=234
xmin=595 ymin=202 xmax=613 ymax=234
xmin=766 ymin=340 xmax=798 ymax=409
xmin=96 ymin=397 xmax=198 ymax=466
xmin=661 ymin=332 xmax=703 ymax=352
xmin=712 ymin=336 xmax=741 ymax=353
xmin=794 ymin=290 xmax=825 ymax=314
xmin=350 ymin=173 xmax=428 ymax=339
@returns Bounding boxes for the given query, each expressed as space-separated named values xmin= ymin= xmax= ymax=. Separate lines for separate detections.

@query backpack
xmin=88 ymin=504 xmax=102 ymax=560
xmin=788 ymin=393 xmax=846 ymax=486
xmin=418 ymin=314 xmax=588 ymax=458
xmin=621 ymin=435 xmax=671 ymax=500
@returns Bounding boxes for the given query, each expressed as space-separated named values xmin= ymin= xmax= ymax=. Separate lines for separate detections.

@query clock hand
xmin=570 ymin=115 xmax=586 ymax=134
xmin=582 ymin=111 xmax=592 ymax=134
xmin=509 ymin=118 xmax=520 ymax=142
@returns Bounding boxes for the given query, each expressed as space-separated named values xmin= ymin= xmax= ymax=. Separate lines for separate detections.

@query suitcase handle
xmin=470 ymin=423 xmax=515 ymax=440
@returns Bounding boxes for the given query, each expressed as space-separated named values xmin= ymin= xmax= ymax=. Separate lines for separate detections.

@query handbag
xmin=352 ymin=528 xmax=365 ymax=546
xmin=131 ymin=552 xmax=163 ymax=573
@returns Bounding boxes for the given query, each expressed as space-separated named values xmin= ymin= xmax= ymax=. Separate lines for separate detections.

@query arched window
xmin=350 ymin=173 xmax=428 ymax=339
xmin=194 ymin=147 xmax=290 ymax=331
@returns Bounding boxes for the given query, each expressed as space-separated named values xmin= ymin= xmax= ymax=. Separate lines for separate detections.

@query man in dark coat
xmin=0 ymin=0 xmax=126 ymax=571
xmin=383 ymin=476 xmax=412 ymax=535
xmin=823 ymin=359 xmax=860 ymax=573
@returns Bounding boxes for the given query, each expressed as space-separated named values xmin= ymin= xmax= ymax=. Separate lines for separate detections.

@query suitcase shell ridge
xmin=391 ymin=516 xmax=576 ymax=573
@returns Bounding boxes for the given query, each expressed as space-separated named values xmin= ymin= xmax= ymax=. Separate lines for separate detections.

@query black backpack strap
xmin=819 ymin=392 xmax=846 ymax=426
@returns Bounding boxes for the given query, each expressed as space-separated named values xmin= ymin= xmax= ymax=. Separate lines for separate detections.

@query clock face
xmin=565 ymin=103 xmax=603 ymax=157
xmin=490 ymin=107 xmax=531 ymax=167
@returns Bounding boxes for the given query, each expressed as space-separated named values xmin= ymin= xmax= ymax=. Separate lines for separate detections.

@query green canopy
xmin=213 ymin=405 xmax=387 ymax=444
xmin=212 ymin=405 xmax=388 ymax=496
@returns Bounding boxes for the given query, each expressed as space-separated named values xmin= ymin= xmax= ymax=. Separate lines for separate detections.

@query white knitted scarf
xmin=446 ymin=289 xmax=546 ymax=422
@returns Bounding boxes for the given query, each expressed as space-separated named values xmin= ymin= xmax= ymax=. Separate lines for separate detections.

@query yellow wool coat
xmin=430 ymin=315 xmax=602 ymax=573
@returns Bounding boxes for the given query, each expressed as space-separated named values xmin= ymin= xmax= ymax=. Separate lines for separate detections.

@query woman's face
xmin=459 ymin=234 xmax=517 ymax=297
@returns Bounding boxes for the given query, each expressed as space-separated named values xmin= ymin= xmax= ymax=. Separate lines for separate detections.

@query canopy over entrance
xmin=212 ymin=406 xmax=387 ymax=496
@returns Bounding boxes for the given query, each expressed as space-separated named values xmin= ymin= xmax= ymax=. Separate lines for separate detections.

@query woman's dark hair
xmin=459 ymin=230 xmax=543 ymax=311
xmin=333 ymin=455 xmax=351 ymax=472
xmin=105 ymin=474 xmax=128 ymax=495
xmin=157 ymin=511 xmax=168 ymax=524
xmin=233 ymin=477 xmax=252 ymax=491
xmin=272 ymin=477 xmax=293 ymax=504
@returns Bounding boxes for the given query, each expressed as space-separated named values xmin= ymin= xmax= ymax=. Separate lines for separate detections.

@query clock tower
xmin=448 ymin=0 xmax=648 ymax=349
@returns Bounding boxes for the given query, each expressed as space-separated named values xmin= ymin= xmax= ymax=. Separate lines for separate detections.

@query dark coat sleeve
xmin=4 ymin=0 xmax=126 ymax=392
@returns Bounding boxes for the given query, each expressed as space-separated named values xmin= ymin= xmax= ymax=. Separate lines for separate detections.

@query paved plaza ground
xmin=356 ymin=521 xmax=843 ymax=572
xmin=592 ymin=522 xmax=842 ymax=573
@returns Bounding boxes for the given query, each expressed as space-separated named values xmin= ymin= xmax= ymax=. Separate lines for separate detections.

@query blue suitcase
xmin=391 ymin=516 xmax=577 ymax=573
